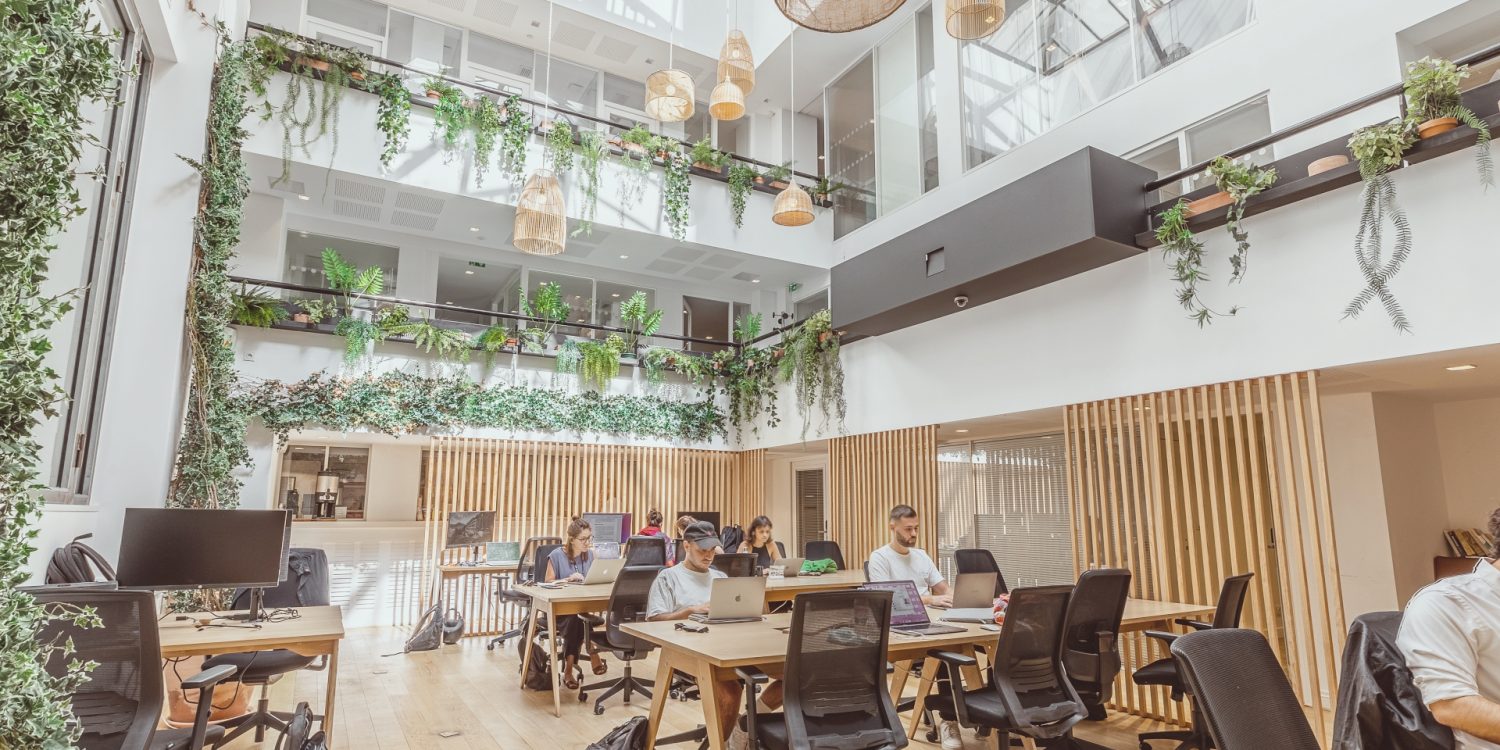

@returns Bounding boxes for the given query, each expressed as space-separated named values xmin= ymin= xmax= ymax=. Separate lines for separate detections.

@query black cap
xmin=683 ymin=521 xmax=722 ymax=550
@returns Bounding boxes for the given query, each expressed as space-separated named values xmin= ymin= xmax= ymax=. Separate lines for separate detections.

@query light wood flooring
xmin=220 ymin=626 xmax=1172 ymax=749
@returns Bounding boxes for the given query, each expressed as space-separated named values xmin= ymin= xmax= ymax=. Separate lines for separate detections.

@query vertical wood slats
xmin=827 ymin=426 xmax=939 ymax=565
xmin=1064 ymin=372 xmax=1344 ymax=742
xmin=415 ymin=438 xmax=767 ymax=636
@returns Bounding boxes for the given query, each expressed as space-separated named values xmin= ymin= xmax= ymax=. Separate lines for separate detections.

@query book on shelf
xmin=1444 ymin=527 xmax=1495 ymax=558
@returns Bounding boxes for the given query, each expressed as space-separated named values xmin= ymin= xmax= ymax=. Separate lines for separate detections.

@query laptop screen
xmin=861 ymin=580 xmax=929 ymax=627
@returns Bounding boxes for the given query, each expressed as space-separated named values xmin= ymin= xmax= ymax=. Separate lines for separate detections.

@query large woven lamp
xmin=514 ymin=170 xmax=566 ymax=255
xmin=717 ymin=29 xmax=754 ymax=94
xmin=709 ymin=75 xmax=745 ymax=120
xmin=945 ymin=0 xmax=1004 ymax=39
xmin=776 ymin=0 xmax=907 ymax=33
xmin=772 ymin=181 xmax=814 ymax=226
xmin=645 ymin=68 xmax=694 ymax=122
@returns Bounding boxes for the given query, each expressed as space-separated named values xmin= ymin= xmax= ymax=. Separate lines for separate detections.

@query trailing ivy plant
xmin=578 ymin=335 xmax=626 ymax=390
xmin=519 ymin=281 xmax=570 ymax=351
xmin=1205 ymin=156 xmax=1277 ymax=283
xmin=468 ymin=95 xmax=502 ymax=187
xmin=297 ymin=298 xmax=336 ymax=325
xmin=231 ymin=285 xmax=289 ymax=327
xmin=640 ymin=346 xmax=674 ymax=385
xmin=254 ymin=31 xmax=367 ymax=185
xmin=1403 ymin=56 xmax=1492 ymax=187
xmin=727 ymin=162 xmax=756 ymax=229
xmin=776 ymin=310 xmax=846 ymax=439
xmin=0 ymin=0 xmax=119 ymax=742
xmin=1156 ymin=201 xmax=1237 ymax=326
xmin=546 ymin=120 xmax=576 ymax=174
xmin=499 ymin=94 xmax=531 ymax=184
xmin=663 ymin=146 xmax=691 ymax=241
xmin=424 ymin=77 xmax=467 ymax=155
xmin=369 ymin=71 xmax=410 ymax=170
xmin=1345 ymin=120 xmax=1417 ymax=332
xmin=572 ymin=129 xmax=606 ymax=236
xmin=619 ymin=291 xmax=662 ymax=355
xmin=713 ymin=314 xmax=779 ymax=439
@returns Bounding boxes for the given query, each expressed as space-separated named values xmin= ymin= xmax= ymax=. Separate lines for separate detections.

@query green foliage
xmin=712 ymin=314 xmax=779 ymax=440
xmin=1346 ymin=121 xmax=1417 ymax=332
xmin=238 ymin=371 xmax=726 ymax=443
xmin=1403 ymin=56 xmax=1492 ymax=187
xmin=369 ymin=71 xmax=410 ymax=170
xmin=640 ymin=346 xmax=674 ymax=385
xmin=1156 ymin=201 xmax=1237 ymax=327
xmin=519 ymin=282 xmax=570 ymax=350
xmin=546 ymin=120 xmax=576 ymax=174
xmin=468 ymin=95 xmax=502 ymax=187
xmin=0 ymin=0 xmax=120 ymax=741
xmin=1205 ymin=156 xmax=1277 ymax=283
xmin=321 ymin=247 xmax=384 ymax=317
xmin=296 ymin=298 xmax=336 ymax=325
xmin=689 ymin=138 xmax=727 ymax=170
xmin=619 ymin=291 xmax=662 ymax=354
xmin=255 ymin=31 xmax=367 ymax=186
xmin=425 ymin=77 xmax=468 ymax=153
xmin=230 ymin=285 xmax=289 ymax=327
xmin=763 ymin=161 xmax=793 ymax=184
xmin=813 ymin=176 xmax=844 ymax=199
xmin=620 ymin=124 xmax=657 ymax=151
xmin=727 ymin=162 xmax=755 ymax=229
xmin=663 ymin=147 xmax=691 ymax=241
xmin=499 ymin=94 xmax=531 ymax=184
xmin=572 ymin=129 xmax=606 ymax=237
xmin=1350 ymin=120 xmax=1412 ymax=181
xmin=775 ymin=310 xmax=846 ymax=439
xmin=334 ymin=316 xmax=382 ymax=363
xmin=476 ymin=324 xmax=516 ymax=366
xmin=384 ymin=315 xmax=474 ymax=362
xmin=578 ymin=335 xmax=626 ymax=390
xmin=555 ymin=339 xmax=582 ymax=374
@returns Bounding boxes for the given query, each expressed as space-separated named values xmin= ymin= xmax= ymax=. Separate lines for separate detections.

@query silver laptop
xmin=690 ymin=576 xmax=766 ymax=624
xmin=777 ymin=557 xmax=806 ymax=577
xmin=940 ymin=572 xmax=999 ymax=623
xmin=579 ymin=557 xmax=625 ymax=585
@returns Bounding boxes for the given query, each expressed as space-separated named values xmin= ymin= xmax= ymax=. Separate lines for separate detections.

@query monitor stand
xmin=223 ymin=587 xmax=266 ymax=623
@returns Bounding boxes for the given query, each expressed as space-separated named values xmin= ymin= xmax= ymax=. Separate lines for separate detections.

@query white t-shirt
xmin=646 ymin=562 xmax=726 ymax=618
xmin=1398 ymin=559 xmax=1500 ymax=750
xmin=867 ymin=544 xmax=944 ymax=596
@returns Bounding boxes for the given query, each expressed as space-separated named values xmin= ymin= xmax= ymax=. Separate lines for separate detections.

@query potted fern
xmin=519 ymin=281 xmax=570 ymax=353
xmin=1403 ymin=56 xmax=1492 ymax=186
xmin=231 ymin=285 xmax=289 ymax=328
xmin=1344 ymin=120 xmax=1417 ymax=332
xmin=690 ymin=138 xmax=728 ymax=173
xmin=763 ymin=161 xmax=792 ymax=189
xmin=1204 ymin=156 xmax=1277 ymax=283
xmin=619 ymin=291 xmax=663 ymax=358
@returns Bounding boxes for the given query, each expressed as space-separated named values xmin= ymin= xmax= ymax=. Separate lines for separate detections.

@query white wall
xmin=1372 ymin=394 xmax=1452 ymax=604
xmin=1321 ymin=393 xmax=1401 ymax=617
xmin=1433 ymin=396 xmax=1500 ymax=533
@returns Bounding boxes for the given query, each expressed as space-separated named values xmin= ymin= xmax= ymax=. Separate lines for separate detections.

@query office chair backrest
xmin=673 ymin=537 xmax=685 ymax=566
xmin=604 ymin=565 xmax=663 ymax=653
xmin=33 ymin=588 xmax=161 ymax=749
xmin=1212 ymin=573 xmax=1255 ymax=629
xmin=710 ymin=552 xmax=757 ymax=578
xmin=954 ymin=548 xmax=1010 ymax=596
xmin=803 ymin=540 xmax=845 ymax=570
xmin=1172 ymin=629 xmax=1320 ymax=750
xmin=862 ymin=560 xmax=871 ymax=582
xmin=518 ymin=536 xmax=562 ymax=583
xmin=232 ymin=547 xmax=331 ymax=609
xmin=783 ymin=590 xmax=906 ymax=748
xmin=990 ymin=585 xmax=1085 ymax=738
xmin=624 ymin=535 xmax=667 ymax=566
xmin=1061 ymin=568 xmax=1131 ymax=697
xmin=535 ymin=543 xmax=562 ymax=581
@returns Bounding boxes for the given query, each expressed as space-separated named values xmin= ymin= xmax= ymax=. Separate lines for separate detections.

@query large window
xmin=280 ymin=444 xmax=370 ymax=520
xmin=283 ymin=231 xmax=400 ymax=294
xmin=1128 ymin=96 xmax=1271 ymax=202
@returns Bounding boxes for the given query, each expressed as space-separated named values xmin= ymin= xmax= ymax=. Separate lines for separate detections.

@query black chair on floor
xmin=580 ymin=565 xmax=661 ymax=714
xmin=804 ymin=540 xmax=846 ymax=570
xmin=931 ymin=585 xmax=1089 ymax=749
xmin=32 ymin=588 xmax=236 ymax=750
xmin=738 ymin=589 xmax=908 ymax=750
xmin=1063 ymin=568 xmax=1132 ymax=721
xmin=1132 ymin=572 xmax=1254 ymax=750
xmin=625 ymin=535 xmax=668 ymax=567
xmin=954 ymin=548 xmax=1010 ymax=596
xmin=489 ymin=536 xmax=562 ymax=651
xmin=206 ymin=548 xmax=331 ymax=746
xmin=1171 ymin=629 xmax=1321 ymax=750
xmin=711 ymin=552 xmax=757 ymax=578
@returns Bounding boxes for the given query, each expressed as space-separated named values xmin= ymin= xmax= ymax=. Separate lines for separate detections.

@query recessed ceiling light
xmin=469 ymin=226 xmax=479 ymax=232
xmin=1447 ymin=364 xmax=1478 ymax=371
xmin=445 ymin=300 xmax=453 ymax=304
xmin=298 ymin=231 xmax=308 ymax=238
xmin=619 ymin=254 xmax=629 ymax=259
xmin=465 ymin=270 xmax=475 ymax=275
xmin=705 ymin=335 xmax=714 ymax=339
xmin=298 ymin=194 xmax=310 ymax=201
xmin=751 ymin=279 xmax=761 ymax=283
xmin=611 ymin=293 xmax=620 ymax=298
xmin=955 ymin=429 xmax=970 ymax=434
xmin=1045 ymin=42 xmax=1058 ymax=52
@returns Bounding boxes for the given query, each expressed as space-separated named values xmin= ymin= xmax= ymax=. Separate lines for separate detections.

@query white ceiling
xmin=1319 ymin=344 xmax=1500 ymax=403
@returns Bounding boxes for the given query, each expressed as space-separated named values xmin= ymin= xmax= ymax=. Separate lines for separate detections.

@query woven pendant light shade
xmin=772 ymin=182 xmax=814 ymax=226
xmin=644 ymin=69 xmax=694 ymax=122
xmin=945 ymin=0 xmax=1004 ymax=39
xmin=775 ymin=0 xmax=907 ymax=33
xmin=513 ymin=170 xmax=566 ymax=255
xmin=717 ymin=30 xmax=755 ymax=94
xmin=709 ymin=77 xmax=745 ymax=120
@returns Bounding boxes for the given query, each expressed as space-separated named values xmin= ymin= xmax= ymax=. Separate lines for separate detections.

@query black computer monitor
xmin=445 ymin=510 xmax=495 ymax=549
xmin=117 ymin=508 xmax=290 ymax=620
xmin=682 ymin=511 xmax=721 ymax=535
xmin=582 ymin=512 xmax=630 ymax=544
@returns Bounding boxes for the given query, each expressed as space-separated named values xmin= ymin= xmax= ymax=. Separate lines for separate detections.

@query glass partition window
xmin=435 ymin=258 xmax=521 ymax=326
xmin=1135 ymin=0 xmax=1255 ymax=78
xmin=528 ymin=270 xmax=593 ymax=337
xmin=595 ymin=283 xmax=656 ymax=332
xmin=1129 ymin=96 xmax=1271 ymax=202
xmin=282 ymin=445 xmax=369 ymax=520
xmin=535 ymin=56 xmax=599 ymax=122
xmin=388 ymin=10 xmax=461 ymax=75
xmin=283 ymin=231 xmax=400 ymax=295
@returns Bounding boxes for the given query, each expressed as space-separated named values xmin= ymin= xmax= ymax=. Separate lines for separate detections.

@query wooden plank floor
xmin=219 ymin=627 xmax=1172 ymax=749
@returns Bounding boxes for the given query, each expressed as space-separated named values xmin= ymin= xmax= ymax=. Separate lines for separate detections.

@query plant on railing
xmin=812 ymin=176 xmax=845 ymax=203
xmin=762 ymin=161 xmax=793 ymax=187
xmin=728 ymin=162 xmax=756 ymax=228
xmin=238 ymin=371 xmax=726 ymax=442
xmin=555 ymin=339 xmax=582 ymax=374
xmin=296 ymin=298 xmax=336 ymax=325
xmin=384 ymin=313 xmax=474 ymax=362
xmin=1205 ymin=156 xmax=1277 ymax=282
xmin=230 ymin=285 xmax=289 ymax=327
xmin=777 ymin=309 xmax=846 ymax=439
xmin=578 ymin=335 xmax=626 ymax=390
xmin=1 ymin=0 xmax=119 ymax=742
xmin=369 ymin=71 xmax=410 ymax=170
xmin=476 ymin=323 xmax=517 ymax=366
xmin=499 ymin=94 xmax=531 ymax=184
xmin=321 ymin=248 xmax=384 ymax=317
xmin=1345 ymin=120 xmax=1417 ymax=332
xmin=251 ymin=31 xmax=367 ymax=185
xmin=663 ymin=146 xmax=691 ymax=241
xmin=469 ymin=95 xmax=503 ymax=187
xmin=1156 ymin=201 xmax=1237 ymax=327
xmin=519 ymin=281 xmax=570 ymax=352
xmin=1403 ymin=57 xmax=1492 ymax=187
xmin=690 ymin=138 xmax=729 ymax=172
xmin=546 ymin=120 xmax=576 ymax=174
xmin=640 ymin=346 xmax=674 ymax=385
xmin=425 ymin=77 xmax=467 ymax=154
xmin=619 ymin=291 xmax=663 ymax=356
xmin=714 ymin=314 xmax=779 ymax=439
xmin=573 ymin=129 xmax=606 ymax=236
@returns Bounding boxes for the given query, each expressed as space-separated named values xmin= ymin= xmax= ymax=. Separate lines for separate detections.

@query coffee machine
xmin=314 ymin=470 xmax=339 ymax=519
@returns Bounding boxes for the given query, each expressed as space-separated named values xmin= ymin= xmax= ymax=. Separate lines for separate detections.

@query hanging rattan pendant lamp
xmin=945 ymin=0 xmax=1004 ymax=40
xmin=514 ymin=1 xmax=566 ymax=256
xmin=772 ymin=23 xmax=814 ymax=227
xmin=709 ymin=75 xmax=746 ymax=120
xmin=717 ymin=2 xmax=754 ymax=95
xmin=776 ymin=0 xmax=907 ymax=33
xmin=645 ymin=0 xmax=694 ymax=123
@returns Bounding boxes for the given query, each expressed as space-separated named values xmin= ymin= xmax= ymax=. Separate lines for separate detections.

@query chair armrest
xmin=304 ymin=655 xmax=329 ymax=672
xmin=182 ymin=664 xmax=238 ymax=750
xmin=927 ymin=650 xmax=977 ymax=728
xmin=927 ymin=650 xmax=977 ymax=669
xmin=180 ymin=664 xmax=237 ymax=691
xmin=737 ymin=666 xmax=768 ymax=743
xmin=735 ymin=666 xmax=769 ymax=686
xmin=1175 ymin=618 xmax=1213 ymax=631
xmin=1144 ymin=630 xmax=1180 ymax=646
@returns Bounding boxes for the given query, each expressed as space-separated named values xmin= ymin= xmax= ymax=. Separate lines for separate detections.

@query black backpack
xmin=45 ymin=534 xmax=116 ymax=584
xmin=392 ymin=603 xmax=444 ymax=655
xmin=719 ymin=524 xmax=744 ymax=553
xmin=277 ymin=702 xmax=327 ymax=750
xmin=522 ymin=632 xmax=553 ymax=691
xmin=588 ymin=717 xmax=648 ymax=750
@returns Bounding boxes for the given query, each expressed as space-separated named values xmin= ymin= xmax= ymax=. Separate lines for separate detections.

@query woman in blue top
xmin=546 ymin=517 xmax=605 ymax=687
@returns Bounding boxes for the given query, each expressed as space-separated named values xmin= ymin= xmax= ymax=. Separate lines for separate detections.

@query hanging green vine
xmin=469 ymin=95 xmax=502 ymax=187
xmin=1345 ymin=121 xmax=1417 ymax=332
xmin=663 ymin=146 xmax=690 ymax=241
xmin=712 ymin=314 xmax=779 ymax=440
xmin=546 ymin=120 xmax=576 ymax=174
xmin=499 ymin=94 xmax=531 ymax=184
xmin=577 ymin=335 xmax=625 ymax=390
xmin=250 ymin=31 xmax=366 ymax=185
xmin=369 ymin=71 xmax=410 ymax=170
xmin=1156 ymin=201 xmax=1237 ymax=326
xmin=1205 ymin=156 xmax=1277 ymax=282
xmin=572 ymin=129 xmax=605 ymax=236
xmin=424 ymin=77 xmax=467 ymax=155
xmin=0 ymin=0 xmax=119 ymax=743
xmin=776 ymin=310 xmax=846 ymax=439
xmin=727 ymin=162 xmax=755 ymax=228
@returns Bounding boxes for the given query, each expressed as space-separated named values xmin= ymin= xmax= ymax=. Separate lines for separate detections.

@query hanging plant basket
xmin=1417 ymin=116 xmax=1459 ymax=139
xmin=1307 ymin=154 xmax=1350 ymax=176
xmin=1184 ymin=190 xmax=1233 ymax=217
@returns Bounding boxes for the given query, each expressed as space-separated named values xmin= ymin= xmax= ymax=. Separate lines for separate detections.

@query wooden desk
xmin=1119 ymin=598 xmax=1215 ymax=632
xmin=438 ymin=561 xmax=519 ymax=582
xmin=763 ymin=569 xmax=867 ymax=602
xmin=158 ymin=606 xmax=346 ymax=746
xmin=515 ymin=582 xmax=617 ymax=717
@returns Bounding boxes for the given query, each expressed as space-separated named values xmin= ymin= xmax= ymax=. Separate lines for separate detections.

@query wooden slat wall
xmin=827 ymin=426 xmax=939 ymax=566
xmin=1064 ymin=372 xmax=1345 ymax=741
xmin=417 ymin=438 xmax=767 ymax=636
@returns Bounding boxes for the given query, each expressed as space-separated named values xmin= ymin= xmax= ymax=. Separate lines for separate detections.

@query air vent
xmin=553 ymin=20 xmax=595 ymax=51
xmin=425 ymin=0 xmax=466 ymax=11
xmin=334 ymin=178 xmax=386 ymax=204
xmin=267 ymin=177 xmax=307 ymax=195
xmin=390 ymin=210 xmax=439 ymax=231
xmin=662 ymin=246 xmax=705 ymax=262
xmin=700 ymin=254 xmax=742 ymax=270
xmin=473 ymin=0 xmax=518 ymax=24
xmin=684 ymin=267 xmax=721 ymax=281
xmin=394 ymin=191 xmax=445 ymax=214
xmin=332 ymin=200 xmax=381 ymax=223
xmin=646 ymin=258 xmax=688 ymax=273
xmin=595 ymin=36 xmax=636 ymax=64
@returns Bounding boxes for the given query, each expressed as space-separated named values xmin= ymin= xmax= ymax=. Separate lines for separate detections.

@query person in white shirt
xmin=1398 ymin=508 xmax=1500 ymax=749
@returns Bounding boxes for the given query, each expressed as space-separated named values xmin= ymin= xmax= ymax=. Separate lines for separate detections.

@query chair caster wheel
xmin=578 ymin=692 xmax=587 ymax=702
xmin=593 ymin=705 xmax=605 ymax=715
xmin=670 ymin=689 xmax=683 ymax=700
xmin=925 ymin=730 xmax=938 ymax=743
xmin=486 ymin=642 xmax=495 ymax=651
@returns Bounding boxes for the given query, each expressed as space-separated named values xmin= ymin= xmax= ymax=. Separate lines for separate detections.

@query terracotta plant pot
xmin=350 ymin=70 xmax=365 ymax=82
xmin=1184 ymin=190 xmax=1234 ymax=218
xmin=425 ymin=89 xmax=442 ymax=99
xmin=506 ymin=338 xmax=519 ymax=349
xmin=754 ymin=176 xmax=766 ymax=185
xmin=292 ymin=313 xmax=310 ymax=324
xmin=622 ymin=142 xmax=647 ymax=157
xmin=817 ymin=331 xmax=831 ymax=344
xmin=296 ymin=56 xmax=330 ymax=72
xmin=1417 ymin=117 xmax=1460 ymax=140
xmin=1307 ymin=154 xmax=1350 ymax=177
xmin=692 ymin=162 xmax=722 ymax=173
xmin=770 ymin=180 xmax=789 ymax=190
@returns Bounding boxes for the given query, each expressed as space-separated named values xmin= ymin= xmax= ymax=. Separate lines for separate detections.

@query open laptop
xmin=939 ymin=572 xmax=999 ymax=623
xmin=689 ymin=576 xmax=766 ymax=624
xmin=578 ymin=557 xmax=625 ymax=585
xmin=776 ymin=557 xmax=806 ymax=577
xmin=861 ymin=579 xmax=966 ymax=636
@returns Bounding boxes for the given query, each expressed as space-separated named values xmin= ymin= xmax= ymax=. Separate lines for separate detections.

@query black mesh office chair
xmin=206 ymin=548 xmax=331 ymax=745
xmin=711 ymin=552 xmax=757 ymax=577
xmin=33 ymin=588 xmax=236 ymax=750
xmin=954 ymin=548 xmax=1010 ymax=596
xmin=580 ymin=565 xmax=661 ymax=715
xmin=624 ymin=535 xmax=667 ymax=566
xmin=1132 ymin=572 xmax=1254 ymax=750
xmin=1063 ymin=568 xmax=1132 ymax=722
xmin=931 ymin=585 xmax=1087 ymax=748
xmin=737 ymin=589 xmax=908 ymax=750
xmin=804 ymin=540 xmax=845 ymax=570
xmin=1171 ymin=629 xmax=1321 ymax=750
xmin=489 ymin=536 xmax=561 ymax=651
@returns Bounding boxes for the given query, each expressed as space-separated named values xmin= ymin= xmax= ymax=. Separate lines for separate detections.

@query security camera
xmin=954 ymin=295 xmax=969 ymax=309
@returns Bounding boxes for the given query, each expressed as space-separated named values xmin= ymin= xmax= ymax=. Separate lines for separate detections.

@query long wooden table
xmin=158 ymin=605 xmax=346 ymax=746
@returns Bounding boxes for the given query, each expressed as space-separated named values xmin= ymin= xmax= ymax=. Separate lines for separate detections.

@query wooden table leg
xmin=323 ymin=640 xmax=340 ymax=747
xmin=644 ymin=650 xmax=678 ymax=750
xmin=700 ymin=660 xmax=727 ymax=750
xmin=549 ymin=600 xmax=563 ymax=718
xmin=889 ymin=659 xmax=912 ymax=705
xmin=907 ymin=656 xmax=938 ymax=739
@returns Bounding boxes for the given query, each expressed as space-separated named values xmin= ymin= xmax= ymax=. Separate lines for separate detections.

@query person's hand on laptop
xmin=924 ymin=592 xmax=953 ymax=608
xmin=690 ymin=603 xmax=711 ymax=616
xmin=567 ymin=572 xmax=584 ymax=583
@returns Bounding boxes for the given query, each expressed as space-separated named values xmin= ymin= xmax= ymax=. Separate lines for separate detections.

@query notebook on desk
xmin=689 ymin=576 xmax=766 ymax=624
